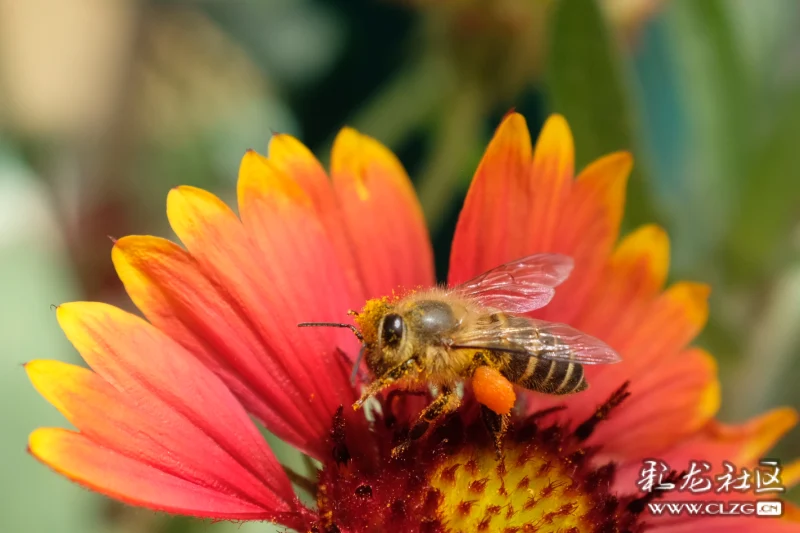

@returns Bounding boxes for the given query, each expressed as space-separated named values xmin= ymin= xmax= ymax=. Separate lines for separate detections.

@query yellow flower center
xmin=430 ymin=445 xmax=589 ymax=532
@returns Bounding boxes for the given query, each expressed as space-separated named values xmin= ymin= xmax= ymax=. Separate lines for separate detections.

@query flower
xmin=27 ymin=113 xmax=800 ymax=532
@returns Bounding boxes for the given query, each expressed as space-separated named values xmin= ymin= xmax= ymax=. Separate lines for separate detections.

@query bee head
xmin=352 ymin=297 xmax=411 ymax=374
xmin=353 ymin=297 xmax=390 ymax=346
xmin=365 ymin=312 xmax=406 ymax=372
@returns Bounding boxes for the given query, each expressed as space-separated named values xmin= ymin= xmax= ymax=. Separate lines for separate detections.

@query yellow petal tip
xmin=331 ymin=126 xmax=413 ymax=204
xmin=331 ymin=128 xmax=363 ymax=164
xmin=168 ymin=185 xmax=196 ymax=198
xmin=541 ymin=114 xmax=573 ymax=143
xmin=54 ymin=302 xmax=80 ymax=324
xmin=497 ymin=110 xmax=528 ymax=130
xmin=23 ymin=359 xmax=43 ymax=374
xmin=54 ymin=301 xmax=101 ymax=321
xmin=238 ymin=149 xmax=311 ymax=208
xmin=543 ymin=113 xmax=568 ymax=130
xmin=693 ymin=349 xmax=721 ymax=424
xmin=532 ymin=114 xmax=575 ymax=177
xmin=742 ymin=407 xmax=798 ymax=462
xmin=267 ymin=132 xmax=307 ymax=156
xmin=28 ymin=427 xmax=47 ymax=448
xmin=27 ymin=427 xmax=67 ymax=462
xmin=783 ymin=458 xmax=800 ymax=489
xmin=607 ymin=150 xmax=634 ymax=172
xmin=612 ymin=224 xmax=671 ymax=292
xmin=677 ymin=282 xmax=711 ymax=327
xmin=496 ymin=111 xmax=530 ymax=133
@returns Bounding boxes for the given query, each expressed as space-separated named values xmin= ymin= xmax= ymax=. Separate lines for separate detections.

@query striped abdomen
xmin=491 ymin=313 xmax=588 ymax=395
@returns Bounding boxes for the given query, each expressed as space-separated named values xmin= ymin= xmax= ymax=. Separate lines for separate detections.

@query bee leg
xmin=480 ymin=405 xmax=509 ymax=459
xmin=353 ymin=379 xmax=387 ymax=410
xmin=391 ymin=387 xmax=460 ymax=459
xmin=353 ymin=358 xmax=419 ymax=411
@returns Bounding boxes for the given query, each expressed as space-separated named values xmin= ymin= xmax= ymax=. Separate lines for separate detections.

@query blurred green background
xmin=1 ymin=0 xmax=799 ymax=532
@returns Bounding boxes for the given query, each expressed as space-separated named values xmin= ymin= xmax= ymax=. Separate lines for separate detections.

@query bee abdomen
xmin=488 ymin=313 xmax=588 ymax=395
xmin=516 ymin=357 xmax=586 ymax=395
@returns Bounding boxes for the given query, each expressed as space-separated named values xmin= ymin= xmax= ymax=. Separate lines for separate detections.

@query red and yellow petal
xmin=564 ymin=280 xmax=710 ymax=419
xmin=612 ymin=409 xmax=799 ymax=533
xmin=524 ymin=113 xmax=575 ymax=253
xmin=449 ymin=112 xmax=536 ymax=285
xmin=523 ymin=228 xmax=709 ymax=425
xmin=615 ymin=407 xmax=798 ymax=491
xmin=267 ymin=136 xmax=365 ymax=300
xmin=112 ymin=236 xmax=325 ymax=456
xmin=658 ymin=513 xmax=800 ymax=533
xmin=609 ymin=281 xmax=710 ymax=372
xmin=784 ymin=459 xmax=800 ymax=489
xmin=538 ymin=150 xmax=632 ymax=323
xmin=590 ymin=348 xmax=720 ymax=457
xmin=28 ymin=303 xmax=302 ymax=524
xmin=29 ymin=428 xmax=291 ymax=521
xmin=118 ymin=179 xmax=358 ymax=458
xmin=116 ymin=138 xmax=433 ymax=457
xmin=268 ymin=134 xmax=334 ymax=214
xmin=269 ymin=131 xmax=435 ymax=300
xmin=573 ymin=224 xmax=670 ymax=339
xmin=449 ymin=113 xmax=630 ymax=329
xmin=706 ymin=408 xmax=798 ymax=467
xmin=236 ymin=151 xmax=360 ymax=404
xmin=330 ymin=128 xmax=435 ymax=298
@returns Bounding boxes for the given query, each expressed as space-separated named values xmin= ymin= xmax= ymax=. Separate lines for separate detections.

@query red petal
xmin=524 ymin=279 xmax=709 ymax=428
xmin=449 ymin=114 xmax=630 ymax=326
xmin=236 ymin=151 xmax=359 ymax=404
xmin=159 ymin=183 xmax=357 ymax=457
xmin=330 ymin=128 xmax=434 ymax=297
xmin=668 ymin=408 xmax=798 ymax=468
xmin=537 ymin=151 xmax=632 ymax=323
xmin=267 ymin=137 xmax=365 ymax=301
xmin=113 ymin=235 xmax=327 ymax=457
xmin=573 ymin=224 xmax=670 ymax=337
xmin=29 ymin=428 xmax=300 ymax=522
xmin=614 ymin=407 xmax=798 ymax=492
xmin=559 ymin=281 xmax=710 ymax=421
xmin=657 ymin=515 xmax=800 ymax=533
xmin=449 ymin=112 xmax=537 ymax=285
xmin=28 ymin=303 xmax=304 ymax=524
xmin=589 ymin=348 xmax=720 ymax=457
xmin=785 ymin=459 xmax=800 ymax=489
xmin=604 ymin=282 xmax=710 ymax=376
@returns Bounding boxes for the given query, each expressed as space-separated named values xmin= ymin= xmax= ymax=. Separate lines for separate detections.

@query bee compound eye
xmin=381 ymin=314 xmax=404 ymax=347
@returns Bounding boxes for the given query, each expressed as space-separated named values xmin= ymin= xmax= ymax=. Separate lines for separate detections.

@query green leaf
xmin=659 ymin=0 xmax=750 ymax=276
xmin=545 ymin=0 xmax=657 ymax=229
xmin=724 ymin=87 xmax=800 ymax=283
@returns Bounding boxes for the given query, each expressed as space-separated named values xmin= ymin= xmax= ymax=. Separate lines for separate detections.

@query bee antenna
xmin=298 ymin=322 xmax=364 ymax=342
xmin=350 ymin=345 xmax=367 ymax=386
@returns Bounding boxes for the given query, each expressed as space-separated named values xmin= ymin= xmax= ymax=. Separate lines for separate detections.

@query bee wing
xmin=453 ymin=253 xmax=574 ymax=313
xmin=451 ymin=318 xmax=621 ymax=365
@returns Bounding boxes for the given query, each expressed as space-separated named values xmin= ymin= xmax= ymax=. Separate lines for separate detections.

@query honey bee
xmin=299 ymin=253 xmax=620 ymax=456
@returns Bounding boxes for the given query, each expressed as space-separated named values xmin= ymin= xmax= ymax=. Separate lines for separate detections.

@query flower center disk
xmin=313 ymin=396 xmax=653 ymax=533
